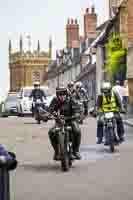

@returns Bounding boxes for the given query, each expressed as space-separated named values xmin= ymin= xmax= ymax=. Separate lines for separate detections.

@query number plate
xmin=105 ymin=112 xmax=114 ymax=119
xmin=36 ymin=99 xmax=41 ymax=103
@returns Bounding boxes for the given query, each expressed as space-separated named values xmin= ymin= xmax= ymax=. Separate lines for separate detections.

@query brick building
xmin=127 ymin=0 xmax=133 ymax=105
xmin=9 ymin=37 xmax=52 ymax=92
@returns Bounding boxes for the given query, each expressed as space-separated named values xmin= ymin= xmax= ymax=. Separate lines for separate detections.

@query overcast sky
xmin=0 ymin=0 xmax=109 ymax=96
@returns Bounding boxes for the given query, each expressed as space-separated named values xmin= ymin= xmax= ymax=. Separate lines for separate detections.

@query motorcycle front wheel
xmin=35 ymin=111 xmax=41 ymax=124
xmin=108 ymin=127 xmax=115 ymax=153
xmin=59 ymin=133 xmax=70 ymax=172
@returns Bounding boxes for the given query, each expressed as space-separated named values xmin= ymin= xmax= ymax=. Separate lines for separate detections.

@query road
xmin=0 ymin=116 xmax=133 ymax=200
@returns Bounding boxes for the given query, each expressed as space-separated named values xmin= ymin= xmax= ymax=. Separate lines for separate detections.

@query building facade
xmin=46 ymin=6 xmax=97 ymax=96
xmin=9 ymin=37 xmax=51 ymax=92
xmin=127 ymin=0 xmax=133 ymax=105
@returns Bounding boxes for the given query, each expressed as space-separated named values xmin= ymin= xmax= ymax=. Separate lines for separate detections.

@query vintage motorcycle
xmin=48 ymin=113 xmax=79 ymax=172
xmin=103 ymin=111 xmax=118 ymax=152
xmin=32 ymin=99 xmax=48 ymax=124
xmin=90 ymin=108 xmax=121 ymax=153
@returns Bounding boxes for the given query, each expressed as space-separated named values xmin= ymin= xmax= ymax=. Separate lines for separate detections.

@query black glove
xmin=120 ymin=109 xmax=126 ymax=114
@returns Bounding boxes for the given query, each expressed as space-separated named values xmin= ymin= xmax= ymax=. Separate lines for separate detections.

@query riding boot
xmin=73 ymin=134 xmax=81 ymax=160
xmin=51 ymin=141 xmax=60 ymax=161
xmin=48 ymin=133 xmax=60 ymax=160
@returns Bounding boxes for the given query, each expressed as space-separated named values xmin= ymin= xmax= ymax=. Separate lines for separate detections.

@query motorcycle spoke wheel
xmin=37 ymin=120 xmax=41 ymax=124
xmin=110 ymin=143 xmax=115 ymax=153
xmin=59 ymin=134 xmax=70 ymax=172
xmin=69 ymin=159 xmax=72 ymax=167
xmin=61 ymin=155 xmax=69 ymax=172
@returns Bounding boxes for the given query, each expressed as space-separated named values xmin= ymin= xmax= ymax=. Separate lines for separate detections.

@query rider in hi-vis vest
xmin=96 ymin=81 xmax=125 ymax=145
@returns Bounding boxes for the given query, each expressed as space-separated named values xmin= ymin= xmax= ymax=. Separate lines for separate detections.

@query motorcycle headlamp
xmin=55 ymin=127 xmax=61 ymax=132
xmin=65 ymin=126 xmax=72 ymax=131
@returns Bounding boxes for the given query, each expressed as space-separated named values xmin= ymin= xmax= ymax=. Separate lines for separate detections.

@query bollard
xmin=0 ymin=146 xmax=17 ymax=200
xmin=0 ymin=166 xmax=10 ymax=200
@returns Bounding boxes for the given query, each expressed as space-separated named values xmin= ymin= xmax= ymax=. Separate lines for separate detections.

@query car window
xmin=24 ymin=89 xmax=32 ymax=97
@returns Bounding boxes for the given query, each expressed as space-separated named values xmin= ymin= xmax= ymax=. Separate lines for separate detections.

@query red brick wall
xmin=128 ymin=0 xmax=133 ymax=47
xmin=127 ymin=0 xmax=133 ymax=104
xmin=128 ymin=78 xmax=133 ymax=104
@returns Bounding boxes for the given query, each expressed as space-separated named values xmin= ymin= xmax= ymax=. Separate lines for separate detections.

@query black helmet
xmin=68 ymin=81 xmax=74 ymax=88
xmin=33 ymin=81 xmax=40 ymax=87
xmin=56 ymin=86 xmax=68 ymax=96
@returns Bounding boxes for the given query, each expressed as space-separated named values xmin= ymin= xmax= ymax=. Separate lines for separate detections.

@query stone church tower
xmin=9 ymin=36 xmax=52 ymax=92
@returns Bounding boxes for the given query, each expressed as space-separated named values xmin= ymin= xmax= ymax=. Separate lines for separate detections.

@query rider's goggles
xmin=57 ymin=91 xmax=67 ymax=96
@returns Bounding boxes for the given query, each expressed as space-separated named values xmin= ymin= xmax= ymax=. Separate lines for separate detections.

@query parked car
xmin=1 ymin=93 xmax=18 ymax=117
xmin=17 ymin=86 xmax=54 ymax=116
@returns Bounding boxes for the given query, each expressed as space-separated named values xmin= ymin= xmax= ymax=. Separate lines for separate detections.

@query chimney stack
xmin=66 ymin=18 xmax=79 ymax=49
xmin=84 ymin=5 xmax=97 ymax=39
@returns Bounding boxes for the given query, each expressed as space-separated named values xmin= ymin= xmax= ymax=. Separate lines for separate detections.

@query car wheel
xmin=2 ymin=114 xmax=8 ymax=118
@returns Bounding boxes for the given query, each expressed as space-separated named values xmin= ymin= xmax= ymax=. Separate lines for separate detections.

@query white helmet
xmin=75 ymin=81 xmax=82 ymax=89
xmin=67 ymin=81 xmax=74 ymax=88
xmin=101 ymin=81 xmax=112 ymax=93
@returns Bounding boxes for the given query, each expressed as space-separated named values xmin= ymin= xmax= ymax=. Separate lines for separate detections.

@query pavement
xmin=123 ymin=114 xmax=133 ymax=127
xmin=0 ymin=116 xmax=133 ymax=200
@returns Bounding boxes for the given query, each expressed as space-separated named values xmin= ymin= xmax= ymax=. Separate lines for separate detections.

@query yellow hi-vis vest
xmin=99 ymin=93 xmax=119 ymax=112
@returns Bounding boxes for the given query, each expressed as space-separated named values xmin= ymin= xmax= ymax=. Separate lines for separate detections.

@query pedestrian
xmin=112 ymin=80 xmax=123 ymax=101
xmin=122 ymin=80 xmax=129 ymax=112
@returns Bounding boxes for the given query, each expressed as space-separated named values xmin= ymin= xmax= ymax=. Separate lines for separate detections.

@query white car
xmin=17 ymin=86 xmax=54 ymax=116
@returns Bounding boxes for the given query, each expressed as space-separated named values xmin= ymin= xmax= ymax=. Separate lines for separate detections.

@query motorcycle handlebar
xmin=47 ymin=112 xmax=79 ymax=121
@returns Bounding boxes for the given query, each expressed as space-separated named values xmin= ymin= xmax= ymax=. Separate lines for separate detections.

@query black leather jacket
xmin=49 ymin=96 xmax=81 ymax=117
xmin=29 ymin=89 xmax=46 ymax=101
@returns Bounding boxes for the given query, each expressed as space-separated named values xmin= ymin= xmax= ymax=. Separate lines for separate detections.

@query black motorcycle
xmin=33 ymin=99 xmax=48 ymax=124
xmin=49 ymin=114 xmax=78 ymax=172
xmin=90 ymin=109 xmax=120 ymax=153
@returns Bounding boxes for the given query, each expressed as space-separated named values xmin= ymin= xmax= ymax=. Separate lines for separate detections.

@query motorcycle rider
xmin=29 ymin=81 xmax=46 ymax=116
xmin=96 ymin=81 xmax=125 ymax=144
xmin=48 ymin=86 xmax=81 ymax=160
xmin=67 ymin=81 xmax=75 ymax=96
xmin=75 ymin=82 xmax=89 ymax=116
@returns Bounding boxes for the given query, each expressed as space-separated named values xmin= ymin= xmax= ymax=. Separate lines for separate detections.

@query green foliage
xmin=105 ymin=34 xmax=127 ymax=81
